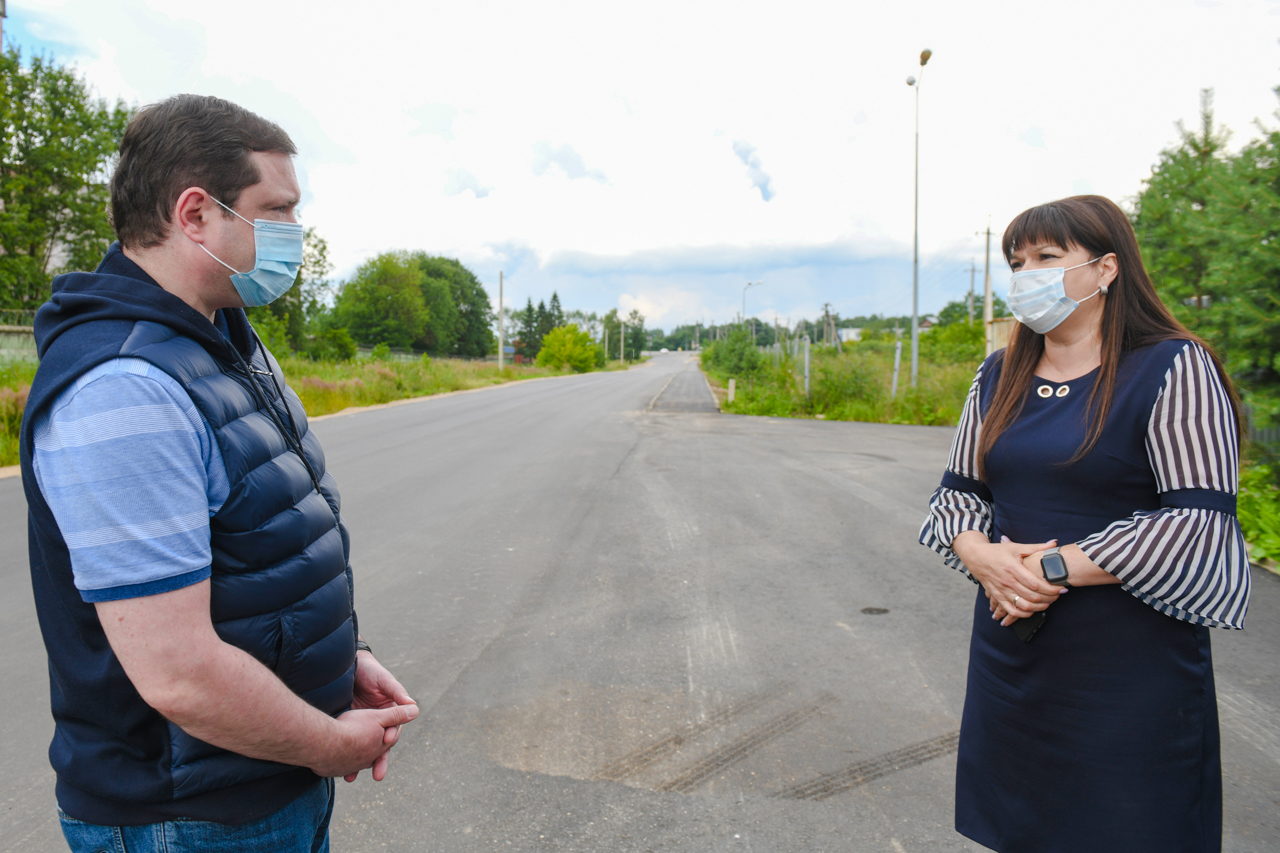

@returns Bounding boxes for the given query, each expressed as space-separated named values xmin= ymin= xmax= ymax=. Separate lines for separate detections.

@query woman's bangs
xmin=1002 ymin=205 xmax=1079 ymax=262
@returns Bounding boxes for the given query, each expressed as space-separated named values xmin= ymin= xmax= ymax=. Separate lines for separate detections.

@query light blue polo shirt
xmin=31 ymin=357 xmax=230 ymax=602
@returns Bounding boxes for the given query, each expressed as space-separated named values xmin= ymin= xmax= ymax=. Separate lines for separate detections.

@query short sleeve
xmin=32 ymin=358 xmax=229 ymax=602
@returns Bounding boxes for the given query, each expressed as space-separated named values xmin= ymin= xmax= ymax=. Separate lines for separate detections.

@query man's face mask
xmin=196 ymin=197 xmax=303 ymax=307
xmin=1006 ymin=256 xmax=1105 ymax=335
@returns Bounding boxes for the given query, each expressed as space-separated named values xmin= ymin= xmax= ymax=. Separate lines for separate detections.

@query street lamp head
xmin=920 ymin=48 xmax=932 ymax=66
xmin=906 ymin=75 xmax=916 ymax=86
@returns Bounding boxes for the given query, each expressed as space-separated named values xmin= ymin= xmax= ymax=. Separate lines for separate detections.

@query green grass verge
xmin=282 ymin=356 xmax=570 ymax=417
xmin=703 ymin=345 xmax=973 ymax=426
xmin=0 ymin=360 xmax=36 ymax=468
xmin=0 ymin=356 xmax=568 ymax=467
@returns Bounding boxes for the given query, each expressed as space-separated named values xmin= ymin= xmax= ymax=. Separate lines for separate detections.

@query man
xmin=20 ymin=94 xmax=416 ymax=852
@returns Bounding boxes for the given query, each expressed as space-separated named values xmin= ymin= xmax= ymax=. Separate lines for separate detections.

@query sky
xmin=6 ymin=0 xmax=1280 ymax=331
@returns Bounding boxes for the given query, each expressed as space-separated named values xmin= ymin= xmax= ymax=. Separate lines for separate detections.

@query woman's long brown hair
xmin=975 ymin=195 xmax=1241 ymax=480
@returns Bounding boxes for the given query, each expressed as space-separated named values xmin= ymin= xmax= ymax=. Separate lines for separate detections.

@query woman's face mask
xmin=195 ymin=197 xmax=304 ymax=308
xmin=1007 ymin=256 xmax=1105 ymax=334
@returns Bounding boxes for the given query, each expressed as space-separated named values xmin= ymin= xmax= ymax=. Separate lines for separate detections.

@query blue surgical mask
xmin=197 ymin=197 xmax=304 ymax=307
xmin=1006 ymin=256 xmax=1105 ymax=334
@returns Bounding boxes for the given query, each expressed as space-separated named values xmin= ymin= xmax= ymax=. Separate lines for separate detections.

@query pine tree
xmin=549 ymin=292 xmax=564 ymax=328
xmin=519 ymin=297 xmax=538 ymax=359
xmin=535 ymin=299 xmax=554 ymax=353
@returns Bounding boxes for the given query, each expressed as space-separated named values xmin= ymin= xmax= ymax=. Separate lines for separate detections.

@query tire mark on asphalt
xmin=771 ymin=730 xmax=960 ymax=801
xmin=592 ymin=687 xmax=782 ymax=782
xmin=655 ymin=694 xmax=837 ymax=794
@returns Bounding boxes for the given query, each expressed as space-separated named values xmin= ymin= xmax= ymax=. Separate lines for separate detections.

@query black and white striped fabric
xmin=919 ymin=342 xmax=1250 ymax=629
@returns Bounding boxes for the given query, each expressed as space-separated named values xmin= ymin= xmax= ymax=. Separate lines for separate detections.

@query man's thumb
xmin=378 ymin=703 xmax=419 ymax=727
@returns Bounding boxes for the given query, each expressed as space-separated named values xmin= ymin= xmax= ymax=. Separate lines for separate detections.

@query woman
xmin=919 ymin=195 xmax=1250 ymax=853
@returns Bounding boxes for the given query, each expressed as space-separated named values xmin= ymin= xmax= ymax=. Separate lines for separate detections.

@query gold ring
xmin=1013 ymin=595 xmax=1020 ymax=607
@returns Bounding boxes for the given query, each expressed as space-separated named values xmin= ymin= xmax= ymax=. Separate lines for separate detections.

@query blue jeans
xmin=58 ymin=777 xmax=334 ymax=853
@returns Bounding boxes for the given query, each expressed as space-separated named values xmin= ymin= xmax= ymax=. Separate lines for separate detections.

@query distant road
xmin=1 ymin=351 xmax=1277 ymax=852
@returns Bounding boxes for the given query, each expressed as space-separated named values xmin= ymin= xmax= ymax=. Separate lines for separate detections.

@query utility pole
xmin=967 ymin=262 xmax=976 ymax=326
xmin=0 ymin=2 xmax=6 ymax=45
xmin=983 ymin=224 xmax=994 ymax=356
xmin=497 ymin=271 xmax=504 ymax=370
xmin=620 ymin=319 xmax=626 ymax=363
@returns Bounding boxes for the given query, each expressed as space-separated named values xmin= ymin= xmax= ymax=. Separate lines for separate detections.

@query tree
xmin=1133 ymin=89 xmax=1232 ymax=339
xmin=534 ymin=300 xmax=555 ymax=352
xmin=413 ymin=256 xmax=494 ymax=356
xmin=408 ymin=252 xmax=459 ymax=354
xmin=536 ymin=324 xmax=596 ymax=372
xmin=549 ymin=292 xmax=564 ymax=328
xmin=936 ymin=294 xmax=1011 ymax=326
xmin=0 ymin=47 xmax=131 ymax=308
xmin=625 ymin=308 xmax=646 ymax=360
xmin=1191 ymin=99 xmax=1280 ymax=394
xmin=518 ymin=297 xmax=539 ymax=359
xmin=332 ymin=252 xmax=429 ymax=349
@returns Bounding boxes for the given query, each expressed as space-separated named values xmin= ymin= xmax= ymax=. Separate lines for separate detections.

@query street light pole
xmin=742 ymin=280 xmax=762 ymax=340
xmin=906 ymin=48 xmax=931 ymax=389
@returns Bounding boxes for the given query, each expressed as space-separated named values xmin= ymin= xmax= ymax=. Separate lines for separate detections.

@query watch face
xmin=1042 ymin=553 xmax=1069 ymax=585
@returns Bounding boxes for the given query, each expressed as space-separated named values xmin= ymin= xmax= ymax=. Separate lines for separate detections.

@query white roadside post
xmin=804 ymin=335 xmax=811 ymax=398
xmin=728 ymin=378 xmax=736 ymax=403
xmin=891 ymin=327 xmax=903 ymax=397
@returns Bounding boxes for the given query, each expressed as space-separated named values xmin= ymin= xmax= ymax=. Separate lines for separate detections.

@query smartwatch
xmin=1040 ymin=546 xmax=1070 ymax=587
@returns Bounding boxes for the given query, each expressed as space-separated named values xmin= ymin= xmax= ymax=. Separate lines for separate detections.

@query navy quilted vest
xmin=22 ymin=246 xmax=357 ymax=825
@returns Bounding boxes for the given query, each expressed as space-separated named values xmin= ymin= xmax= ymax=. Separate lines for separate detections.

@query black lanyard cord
xmin=227 ymin=334 xmax=326 ymax=499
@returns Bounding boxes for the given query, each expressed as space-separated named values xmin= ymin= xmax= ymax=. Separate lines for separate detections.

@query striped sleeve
xmin=918 ymin=362 xmax=991 ymax=580
xmin=1078 ymin=342 xmax=1251 ymax=629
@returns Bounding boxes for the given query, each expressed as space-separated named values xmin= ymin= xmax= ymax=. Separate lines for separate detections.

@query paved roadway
xmin=1 ymin=351 xmax=1278 ymax=852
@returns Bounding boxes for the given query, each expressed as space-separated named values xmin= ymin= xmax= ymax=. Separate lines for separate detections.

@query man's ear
xmin=174 ymin=188 xmax=216 ymax=245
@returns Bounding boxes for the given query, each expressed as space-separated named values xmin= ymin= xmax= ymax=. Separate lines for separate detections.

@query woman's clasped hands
xmin=950 ymin=531 xmax=1069 ymax=627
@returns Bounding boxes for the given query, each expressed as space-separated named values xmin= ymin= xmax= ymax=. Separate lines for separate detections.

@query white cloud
xmin=531 ymin=142 xmax=607 ymax=183
xmin=443 ymin=168 xmax=491 ymax=199
xmin=731 ymin=140 xmax=775 ymax=202
xmin=7 ymin=0 xmax=1280 ymax=327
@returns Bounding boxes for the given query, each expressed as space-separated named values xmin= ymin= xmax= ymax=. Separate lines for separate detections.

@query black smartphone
xmin=1013 ymin=611 xmax=1046 ymax=643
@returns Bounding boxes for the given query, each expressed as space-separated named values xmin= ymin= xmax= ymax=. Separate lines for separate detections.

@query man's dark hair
xmin=111 ymin=94 xmax=297 ymax=248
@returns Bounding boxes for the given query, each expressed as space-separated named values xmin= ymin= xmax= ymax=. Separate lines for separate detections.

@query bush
xmin=919 ymin=321 xmax=983 ymax=365
xmin=1239 ymin=463 xmax=1280 ymax=563
xmin=702 ymin=328 xmax=765 ymax=376
xmin=537 ymin=324 xmax=596 ymax=373
xmin=370 ymin=342 xmax=392 ymax=361
xmin=249 ymin=310 xmax=293 ymax=358
xmin=310 ymin=327 xmax=357 ymax=362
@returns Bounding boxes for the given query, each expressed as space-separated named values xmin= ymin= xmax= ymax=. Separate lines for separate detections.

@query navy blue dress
xmin=921 ymin=339 xmax=1251 ymax=853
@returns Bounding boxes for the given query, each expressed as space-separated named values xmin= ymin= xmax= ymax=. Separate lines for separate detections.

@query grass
xmin=0 ymin=356 xmax=570 ymax=467
xmin=704 ymin=343 xmax=974 ymax=427
xmin=0 ymin=360 xmax=36 ymax=468
xmin=280 ymin=356 xmax=571 ymax=417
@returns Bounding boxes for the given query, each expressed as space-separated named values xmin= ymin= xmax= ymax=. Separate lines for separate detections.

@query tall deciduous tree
xmin=408 ymin=252 xmax=459 ymax=354
xmin=332 ymin=251 xmax=429 ymax=349
xmin=413 ymin=256 xmax=494 ymax=356
xmin=0 ymin=47 xmax=130 ymax=307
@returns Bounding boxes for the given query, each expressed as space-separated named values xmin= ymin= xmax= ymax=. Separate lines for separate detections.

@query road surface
xmin=1 ymin=351 xmax=1277 ymax=851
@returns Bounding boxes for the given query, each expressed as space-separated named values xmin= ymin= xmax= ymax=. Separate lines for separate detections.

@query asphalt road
xmin=1 ymin=351 xmax=1277 ymax=852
